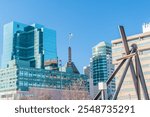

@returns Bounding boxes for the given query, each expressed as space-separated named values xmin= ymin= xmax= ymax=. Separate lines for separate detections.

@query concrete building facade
xmin=0 ymin=63 xmax=88 ymax=99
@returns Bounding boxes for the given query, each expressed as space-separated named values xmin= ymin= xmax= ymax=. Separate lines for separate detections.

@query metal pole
xmin=135 ymin=53 xmax=141 ymax=100
xmin=135 ymin=54 xmax=149 ymax=100
xmin=106 ymin=59 xmax=126 ymax=85
xmin=113 ymin=58 xmax=132 ymax=100
xmin=68 ymin=33 xmax=73 ymax=47
xmin=59 ymin=60 xmax=62 ymax=89
xmin=119 ymin=26 xmax=140 ymax=99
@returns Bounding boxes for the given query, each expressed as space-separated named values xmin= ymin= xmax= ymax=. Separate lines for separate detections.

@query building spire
xmin=68 ymin=46 xmax=72 ymax=64
xmin=68 ymin=33 xmax=73 ymax=66
xmin=68 ymin=33 xmax=73 ymax=47
xmin=66 ymin=33 xmax=80 ymax=74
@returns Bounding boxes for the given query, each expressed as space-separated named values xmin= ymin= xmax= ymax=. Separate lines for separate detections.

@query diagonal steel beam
xmin=135 ymin=53 xmax=141 ymax=100
xmin=119 ymin=26 xmax=140 ymax=100
xmin=113 ymin=58 xmax=132 ymax=100
xmin=106 ymin=59 xmax=126 ymax=85
xmin=94 ymin=58 xmax=127 ymax=100
xmin=93 ymin=90 xmax=102 ymax=100
xmin=135 ymin=53 xmax=149 ymax=100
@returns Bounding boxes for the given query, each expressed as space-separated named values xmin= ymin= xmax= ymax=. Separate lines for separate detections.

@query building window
xmin=17 ymin=24 xmax=20 ymax=28
xmin=139 ymin=51 xmax=143 ymax=55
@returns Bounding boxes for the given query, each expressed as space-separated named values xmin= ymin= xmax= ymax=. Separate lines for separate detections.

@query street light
xmin=59 ymin=59 xmax=62 ymax=89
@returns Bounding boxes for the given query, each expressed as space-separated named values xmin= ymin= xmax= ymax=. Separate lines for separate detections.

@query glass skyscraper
xmin=91 ymin=41 xmax=115 ymax=99
xmin=1 ymin=21 xmax=57 ymax=68
xmin=31 ymin=24 xmax=57 ymax=60
xmin=1 ymin=21 xmax=27 ymax=68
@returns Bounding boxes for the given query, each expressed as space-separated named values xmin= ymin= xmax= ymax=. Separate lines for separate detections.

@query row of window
xmin=112 ymin=36 xmax=150 ymax=47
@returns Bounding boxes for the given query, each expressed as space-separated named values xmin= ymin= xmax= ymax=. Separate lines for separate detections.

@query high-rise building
xmin=91 ymin=41 xmax=115 ymax=99
xmin=31 ymin=24 xmax=57 ymax=61
xmin=1 ymin=21 xmax=57 ymax=68
xmin=112 ymin=23 xmax=150 ymax=99
xmin=83 ymin=65 xmax=91 ymax=79
xmin=1 ymin=22 xmax=27 ymax=68
xmin=83 ymin=65 xmax=94 ymax=98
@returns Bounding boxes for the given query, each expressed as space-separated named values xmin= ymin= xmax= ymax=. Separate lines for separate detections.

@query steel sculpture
xmin=94 ymin=26 xmax=149 ymax=100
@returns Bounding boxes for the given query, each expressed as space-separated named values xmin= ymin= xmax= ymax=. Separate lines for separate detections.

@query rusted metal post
xmin=119 ymin=26 xmax=140 ymax=100
xmin=135 ymin=53 xmax=141 ymax=100
xmin=135 ymin=53 xmax=149 ymax=100
xmin=106 ymin=59 xmax=126 ymax=85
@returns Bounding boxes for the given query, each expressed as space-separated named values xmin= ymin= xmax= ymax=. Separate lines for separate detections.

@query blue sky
xmin=0 ymin=0 xmax=150 ymax=72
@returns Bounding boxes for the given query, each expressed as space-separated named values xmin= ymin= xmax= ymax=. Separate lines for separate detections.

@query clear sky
xmin=0 ymin=0 xmax=150 ymax=73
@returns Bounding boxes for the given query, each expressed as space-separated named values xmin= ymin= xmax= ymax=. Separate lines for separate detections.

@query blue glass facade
xmin=92 ymin=41 xmax=115 ymax=98
xmin=0 ymin=66 xmax=88 ymax=99
xmin=92 ymin=42 xmax=112 ymax=85
xmin=43 ymin=28 xmax=57 ymax=60
xmin=1 ymin=21 xmax=57 ymax=68
xmin=32 ymin=24 xmax=57 ymax=60
xmin=1 ymin=21 xmax=27 ymax=68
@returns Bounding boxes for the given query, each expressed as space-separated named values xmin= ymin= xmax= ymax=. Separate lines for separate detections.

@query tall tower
xmin=1 ymin=21 xmax=57 ymax=69
xmin=13 ymin=25 xmax=44 ymax=68
xmin=1 ymin=21 xmax=27 ymax=68
xmin=68 ymin=46 xmax=72 ymax=67
xmin=66 ymin=33 xmax=80 ymax=74
xmin=91 ymin=41 xmax=115 ymax=99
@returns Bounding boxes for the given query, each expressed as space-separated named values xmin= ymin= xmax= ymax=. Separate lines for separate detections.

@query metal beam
xmin=116 ymin=53 xmax=135 ymax=61
xmin=119 ymin=26 xmax=130 ymax=53
xmin=106 ymin=59 xmax=126 ymax=85
xmin=135 ymin=53 xmax=141 ymax=100
xmin=94 ymin=58 xmax=127 ymax=100
xmin=94 ymin=90 xmax=102 ymax=100
xmin=112 ymin=58 xmax=132 ymax=100
xmin=135 ymin=54 xmax=149 ymax=100
xmin=119 ymin=26 xmax=140 ymax=99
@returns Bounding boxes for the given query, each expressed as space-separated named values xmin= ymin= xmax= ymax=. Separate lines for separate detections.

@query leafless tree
xmin=60 ymin=80 xmax=91 ymax=100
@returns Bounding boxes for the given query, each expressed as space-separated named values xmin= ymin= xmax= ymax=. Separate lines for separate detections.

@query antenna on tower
xmin=68 ymin=33 xmax=73 ymax=65
xmin=68 ymin=33 xmax=73 ymax=47
xmin=66 ymin=33 xmax=80 ymax=74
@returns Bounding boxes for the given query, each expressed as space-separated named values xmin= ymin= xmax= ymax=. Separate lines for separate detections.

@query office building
xmin=1 ymin=21 xmax=57 ymax=69
xmin=83 ymin=65 xmax=94 ymax=98
xmin=0 ymin=63 xmax=88 ymax=99
xmin=112 ymin=23 xmax=150 ymax=99
xmin=0 ymin=49 xmax=88 ymax=99
xmin=91 ymin=41 xmax=115 ymax=99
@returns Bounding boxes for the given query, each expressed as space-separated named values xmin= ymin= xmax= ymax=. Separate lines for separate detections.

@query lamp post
xmin=59 ymin=59 xmax=62 ymax=89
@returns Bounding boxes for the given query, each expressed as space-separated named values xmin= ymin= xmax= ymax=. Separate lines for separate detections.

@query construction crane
xmin=94 ymin=26 xmax=149 ymax=100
